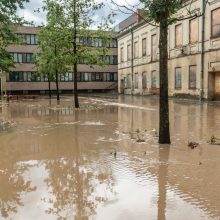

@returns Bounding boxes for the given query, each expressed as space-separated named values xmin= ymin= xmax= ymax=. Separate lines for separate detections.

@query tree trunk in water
xmin=48 ymin=79 xmax=51 ymax=99
xmin=159 ymin=19 xmax=171 ymax=144
xmin=55 ymin=69 xmax=60 ymax=101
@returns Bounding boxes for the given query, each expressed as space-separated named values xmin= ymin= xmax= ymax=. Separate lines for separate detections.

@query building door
xmin=214 ymin=72 xmax=220 ymax=99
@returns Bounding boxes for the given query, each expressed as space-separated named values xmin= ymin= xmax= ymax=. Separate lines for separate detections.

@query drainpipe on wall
xmin=131 ymin=28 xmax=134 ymax=95
xmin=200 ymin=0 xmax=206 ymax=102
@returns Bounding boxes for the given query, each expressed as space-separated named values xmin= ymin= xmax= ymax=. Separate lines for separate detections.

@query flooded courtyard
xmin=0 ymin=95 xmax=220 ymax=220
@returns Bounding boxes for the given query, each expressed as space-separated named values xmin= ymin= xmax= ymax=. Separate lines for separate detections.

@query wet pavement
xmin=0 ymin=95 xmax=220 ymax=220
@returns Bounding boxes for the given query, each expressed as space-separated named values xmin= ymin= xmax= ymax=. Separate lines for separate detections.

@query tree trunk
xmin=48 ymin=78 xmax=51 ymax=99
xmin=55 ymin=69 xmax=60 ymax=101
xmin=73 ymin=63 xmax=79 ymax=108
xmin=159 ymin=19 xmax=170 ymax=144
xmin=54 ymin=45 xmax=60 ymax=101
xmin=73 ymin=0 xmax=79 ymax=108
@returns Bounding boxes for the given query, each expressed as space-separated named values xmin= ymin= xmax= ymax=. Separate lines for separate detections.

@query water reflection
xmin=0 ymin=96 xmax=220 ymax=219
xmin=157 ymin=146 xmax=170 ymax=220
xmin=42 ymin=112 xmax=115 ymax=219
xmin=0 ymin=145 xmax=36 ymax=218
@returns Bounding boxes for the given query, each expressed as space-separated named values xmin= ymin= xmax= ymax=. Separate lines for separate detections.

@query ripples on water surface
xmin=0 ymin=95 xmax=220 ymax=220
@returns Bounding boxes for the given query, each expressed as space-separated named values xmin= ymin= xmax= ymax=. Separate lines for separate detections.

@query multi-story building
xmin=117 ymin=0 xmax=220 ymax=100
xmin=2 ymin=26 xmax=118 ymax=95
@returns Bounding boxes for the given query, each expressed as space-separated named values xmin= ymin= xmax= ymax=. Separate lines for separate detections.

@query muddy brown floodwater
xmin=0 ymin=95 xmax=220 ymax=220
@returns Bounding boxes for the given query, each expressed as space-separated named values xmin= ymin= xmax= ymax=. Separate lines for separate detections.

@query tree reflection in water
xmin=43 ymin=112 xmax=115 ymax=219
xmin=157 ymin=146 xmax=170 ymax=220
xmin=0 ymin=146 xmax=36 ymax=218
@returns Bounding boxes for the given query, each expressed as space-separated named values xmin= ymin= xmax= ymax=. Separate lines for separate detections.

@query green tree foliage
xmin=0 ymin=0 xmax=29 ymax=71
xmin=35 ymin=0 xmax=68 ymax=101
xmin=141 ymin=0 xmax=182 ymax=24
xmin=37 ymin=0 xmax=113 ymax=105
xmin=60 ymin=0 xmax=114 ymax=108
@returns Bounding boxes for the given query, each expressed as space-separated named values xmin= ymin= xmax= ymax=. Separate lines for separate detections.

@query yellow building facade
xmin=118 ymin=0 xmax=220 ymax=100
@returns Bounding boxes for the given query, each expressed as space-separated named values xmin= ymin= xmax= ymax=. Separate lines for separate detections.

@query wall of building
xmin=6 ymin=26 xmax=118 ymax=94
xmin=118 ymin=0 xmax=220 ymax=100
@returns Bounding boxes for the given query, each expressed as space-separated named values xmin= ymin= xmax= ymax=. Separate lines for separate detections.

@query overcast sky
xmin=17 ymin=0 xmax=141 ymax=27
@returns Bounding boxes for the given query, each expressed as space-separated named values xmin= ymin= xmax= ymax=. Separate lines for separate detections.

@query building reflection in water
xmin=0 ymin=97 xmax=220 ymax=219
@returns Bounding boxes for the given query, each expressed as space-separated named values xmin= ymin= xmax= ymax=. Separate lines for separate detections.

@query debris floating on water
xmin=207 ymin=135 xmax=220 ymax=145
xmin=0 ymin=119 xmax=17 ymax=132
xmin=110 ymin=149 xmax=117 ymax=158
xmin=188 ymin=141 xmax=199 ymax=149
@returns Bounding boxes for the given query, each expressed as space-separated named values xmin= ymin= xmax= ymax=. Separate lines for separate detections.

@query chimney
xmin=136 ymin=9 xmax=142 ymax=23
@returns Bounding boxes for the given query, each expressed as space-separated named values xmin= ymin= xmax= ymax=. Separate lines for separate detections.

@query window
xmin=87 ymin=38 xmax=92 ymax=46
xmin=134 ymin=41 xmax=138 ymax=59
xmin=127 ymin=44 xmax=131 ymax=61
xmin=27 ymin=54 xmax=32 ymax=63
xmin=175 ymin=67 xmax=182 ymax=89
xmin=104 ymin=73 xmax=110 ymax=81
xmin=11 ymin=53 xmax=33 ymax=63
xmin=17 ymin=53 xmax=22 ymax=63
xmin=109 ymin=56 xmax=115 ymax=65
xmin=60 ymin=73 xmax=73 ymax=81
xmin=189 ymin=65 xmax=197 ymax=89
xmin=175 ymin=24 xmax=183 ymax=47
xmin=15 ymin=34 xmax=39 ymax=45
xmin=135 ymin=73 xmax=138 ymax=88
xmin=151 ymin=70 xmax=157 ymax=88
xmin=103 ymin=73 xmax=117 ymax=81
xmin=9 ymin=72 xmax=24 ymax=82
xmin=26 ymin=35 xmax=31 ymax=44
xmin=97 ymin=38 xmax=102 ymax=47
xmin=190 ymin=18 xmax=198 ymax=43
xmin=142 ymin=38 xmax=147 ymax=56
xmin=124 ymin=77 xmax=128 ymax=88
xmin=114 ymin=73 xmax=118 ymax=81
xmin=27 ymin=72 xmax=41 ymax=81
xmin=95 ymin=73 xmax=101 ymax=81
xmin=120 ymin=47 xmax=124 ymax=62
xmin=151 ymin=34 xmax=157 ymax=61
xmin=16 ymin=34 xmax=25 ymax=43
xmin=142 ymin=72 xmax=147 ymax=89
xmin=212 ymin=8 xmax=220 ymax=38
xmin=92 ymin=38 xmax=97 ymax=47
xmin=109 ymin=39 xmax=117 ymax=48
xmin=105 ymin=55 xmax=117 ymax=65
xmin=84 ymin=73 xmax=90 ymax=81
xmin=127 ymin=74 xmax=131 ymax=88
xmin=113 ymin=56 xmax=118 ymax=65
xmin=31 ymin=35 xmax=35 ymax=44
